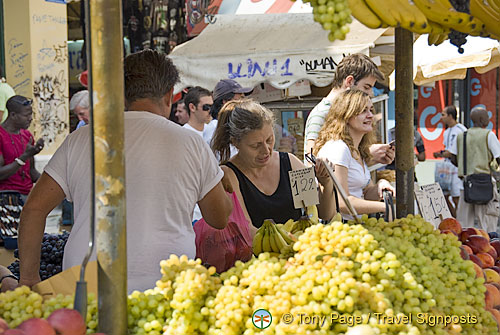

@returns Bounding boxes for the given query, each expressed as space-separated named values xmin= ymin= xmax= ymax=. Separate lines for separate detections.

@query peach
xmin=486 ymin=289 xmax=495 ymax=309
xmin=4 ymin=330 xmax=24 ymax=335
xmin=462 ymin=245 xmax=473 ymax=255
xmin=0 ymin=318 xmax=8 ymax=332
xmin=461 ymin=227 xmax=481 ymax=243
xmin=491 ymin=240 xmax=500 ymax=258
xmin=478 ymin=229 xmax=491 ymax=241
xmin=490 ymin=266 xmax=500 ymax=275
xmin=487 ymin=245 xmax=499 ymax=259
xmin=459 ymin=246 xmax=470 ymax=260
xmin=486 ymin=284 xmax=500 ymax=307
xmin=472 ymin=262 xmax=486 ymax=279
xmin=477 ymin=252 xmax=496 ymax=268
xmin=47 ymin=309 xmax=86 ymax=335
xmin=466 ymin=235 xmax=491 ymax=254
xmin=17 ymin=319 xmax=55 ymax=335
xmin=488 ymin=308 xmax=500 ymax=330
xmin=485 ymin=268 xmax=500 ymax=284
xmin=439 ymin=218 xmax=462 ymax=236
xmin=470 ymin=254 xmax=484 ymax=268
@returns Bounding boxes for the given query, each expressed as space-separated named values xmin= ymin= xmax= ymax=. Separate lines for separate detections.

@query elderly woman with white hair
xmin=69 ymin=90 xmax=89 ymax=129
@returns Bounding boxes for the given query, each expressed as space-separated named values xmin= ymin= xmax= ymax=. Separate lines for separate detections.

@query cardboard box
xmin=32 ymin=261 xmax=97 ymax=300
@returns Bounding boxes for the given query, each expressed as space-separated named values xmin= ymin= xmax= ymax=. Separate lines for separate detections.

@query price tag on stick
xmin=288 ymin=167 xmax=319 ymax=209
xmin=414 ymin=183 xmax=452 ymax=228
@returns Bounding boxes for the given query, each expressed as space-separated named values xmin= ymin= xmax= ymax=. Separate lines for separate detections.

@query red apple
xmin=466 ymin=235 xmax=491 ymax=254
xmin=462 ymin=245 xmax=473 ymax=255
xmin=478 ymin=252 xmax=496 ymax=268
xmin=17 ymin=319 xmax=55 ymax=335
xmin=47 ymin=309 xmax=86 ymax=335
xmin=459 ymin=246 xmax=470 ymax=260
xmin=470 ymin=254 xmax=485 ymax=268
xmin=439 ymin=218 xmax=462 ymax=235
xmin=491 ymin=240 xmax=500 ymax=258
xmin=461 ymin=227 xmax=481 ymax=243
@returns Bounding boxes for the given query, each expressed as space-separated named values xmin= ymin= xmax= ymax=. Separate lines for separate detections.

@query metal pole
xmin=90 ymin=0 xmax=127 ymax=334
xmin=395 ymin=27 xmax=414 ymax=218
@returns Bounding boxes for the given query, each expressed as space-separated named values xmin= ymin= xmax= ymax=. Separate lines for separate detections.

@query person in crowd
xmin=205 ymin=79 xmax=253 ymax=145
xmin=212 ymin=99 xmax=336 ymax=232
xmin=433 ymin=105 xmax=467 ymax=217
xmin=174 ymin=99 xmax=189 ymax=125
xmin=17 ymin=49 xmax=233 ymax=292
xmin=314 ymin=89 xmax=394 ymax=219
xmin=183 ymin=86 xmax=213 ymax=137
xmin=0 ymin=95 xmax=44 ymax=200
xmin=0 ymin=264 xmax=18 ymax=292
xmin=450 ymin=107 xmax=500 ymax=232
xmin=304 ymin=53 xmax=394 ymax=165
xmin=0 ymin=65 xmax=15 ymax=123
xmin=69 ymin=90 xmax=90 ymax=130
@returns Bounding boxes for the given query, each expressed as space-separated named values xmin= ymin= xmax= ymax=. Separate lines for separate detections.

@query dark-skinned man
xmin=0 ymin=95 xmax=44 ymax=200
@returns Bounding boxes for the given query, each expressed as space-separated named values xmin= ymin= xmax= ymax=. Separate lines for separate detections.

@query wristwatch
xmin=0 ymin=274 xmax=18 ymax=284
xmin=14 ymin=158 xmax=26 ymax=166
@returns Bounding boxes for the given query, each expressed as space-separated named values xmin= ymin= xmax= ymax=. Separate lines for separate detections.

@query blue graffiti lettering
xmin=228 ymin=58 xmax=292 ymax=79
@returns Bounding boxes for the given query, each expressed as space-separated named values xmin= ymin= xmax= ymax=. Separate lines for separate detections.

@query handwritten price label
xmin=414 ymin=183 xmax=452 ymax=228
xmin=289 ymin=167 xmax=319 ymax=209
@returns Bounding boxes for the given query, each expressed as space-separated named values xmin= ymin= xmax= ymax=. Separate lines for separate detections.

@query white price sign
xmin=288 ymin=167 xmax=319 ymax=209
xmin=414 ymin=183 xmax=452 ymax=227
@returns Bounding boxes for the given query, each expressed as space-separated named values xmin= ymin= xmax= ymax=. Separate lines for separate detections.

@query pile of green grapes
xmin=0 ymin=287 xmax=98 ymax=333
xmin=0 ymin=215 xmax=497 ymax=334
xmin=303 ymin=0 xmax=352 ymax=41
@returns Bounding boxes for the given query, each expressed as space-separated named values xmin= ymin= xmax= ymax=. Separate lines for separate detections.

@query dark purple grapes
xmin=8 ymin=231 xmax=70 ymax=281
xmin=448 ymin=0 xmax=470 ymax=53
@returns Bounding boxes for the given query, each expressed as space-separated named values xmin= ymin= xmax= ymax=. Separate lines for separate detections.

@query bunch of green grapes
xmin=363 ymin=215 xmax=497 ymax=334
xmin=127 ymin=288 xmax=170 ymax=335
xmin=155 ymin=254 xmax=222 ymax=335
xmin=302 ymin=0 xmax=352 ymax=41
xmin=207 ymin=255 xmax=287 ymax=335
xmin=0 ymin=286 xmax=43 ymax=327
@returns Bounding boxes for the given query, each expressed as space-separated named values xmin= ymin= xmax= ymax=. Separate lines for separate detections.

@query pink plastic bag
xmin=194 ymin=192 xmax=253 ymax=273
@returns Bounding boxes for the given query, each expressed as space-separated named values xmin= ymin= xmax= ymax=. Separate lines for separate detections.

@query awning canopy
xmin=413 ymin=35 xmax=500 ymax=85
xmin=170 ymin=13 xmax=386 ymax=93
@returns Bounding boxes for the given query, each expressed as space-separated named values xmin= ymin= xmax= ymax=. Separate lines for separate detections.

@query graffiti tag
xmin=228 ymin=58 xmax=293 ymax=79
xmin=299 ymin=56 xmax=337 ymax=74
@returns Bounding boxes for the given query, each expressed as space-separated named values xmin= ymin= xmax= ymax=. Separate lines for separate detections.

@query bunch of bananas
xmin=252 ymin=219 xmax=297 ymax=256
xmin=347 ymin=0 xmax=494 ymax=46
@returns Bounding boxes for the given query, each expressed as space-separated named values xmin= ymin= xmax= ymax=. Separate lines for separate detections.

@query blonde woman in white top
xmin=314 ymin=89 xmax=394 ymax=219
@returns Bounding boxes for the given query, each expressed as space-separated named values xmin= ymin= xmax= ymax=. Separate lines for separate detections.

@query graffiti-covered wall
xmin=4 ymin=0 xmax=69 ymax=155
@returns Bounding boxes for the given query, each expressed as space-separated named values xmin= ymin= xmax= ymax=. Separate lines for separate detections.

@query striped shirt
xmin=304 ymin=98 xmax=331 ymax=145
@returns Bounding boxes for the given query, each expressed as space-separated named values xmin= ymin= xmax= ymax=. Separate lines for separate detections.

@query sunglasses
xmin=13 ymin=98 xmax=33 ymax=106
xmin=201 ymin=104 xmax=212 ymax=111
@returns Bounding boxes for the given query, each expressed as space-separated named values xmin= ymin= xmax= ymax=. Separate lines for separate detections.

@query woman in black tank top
xmin=211 ymin=99 xmax=336 ymax=229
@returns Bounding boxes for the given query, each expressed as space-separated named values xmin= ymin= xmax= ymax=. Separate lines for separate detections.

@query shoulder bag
xmin=463 ymin=131 xmax=494 ymax=205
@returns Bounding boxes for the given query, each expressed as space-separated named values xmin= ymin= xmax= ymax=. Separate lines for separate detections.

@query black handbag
xmin=462 ymin=131 xmax=494 ymax=205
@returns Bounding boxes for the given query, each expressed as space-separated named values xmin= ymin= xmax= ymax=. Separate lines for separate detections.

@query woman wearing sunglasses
xmin=314 ymin=89 xmax=394 ymax=220
xmin=212 ymin=99 xmax=337 ymax=234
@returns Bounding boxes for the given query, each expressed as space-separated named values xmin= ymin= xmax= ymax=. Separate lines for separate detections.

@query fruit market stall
xmin=2 ymin=214 xmax=500 ymax=334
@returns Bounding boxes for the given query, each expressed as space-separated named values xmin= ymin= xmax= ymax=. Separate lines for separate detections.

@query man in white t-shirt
xmin=183 ymin=86 xmax=213 ymax=137
xmin=450 ymin=107 xmax=500 ymax=232
xmin=433 ymin=105 xmax=467 ymax=216
xmin=304 ymin=54 xmax=394 ymax=165
xmin=18 ymin=50 xmax=233 ymax=292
